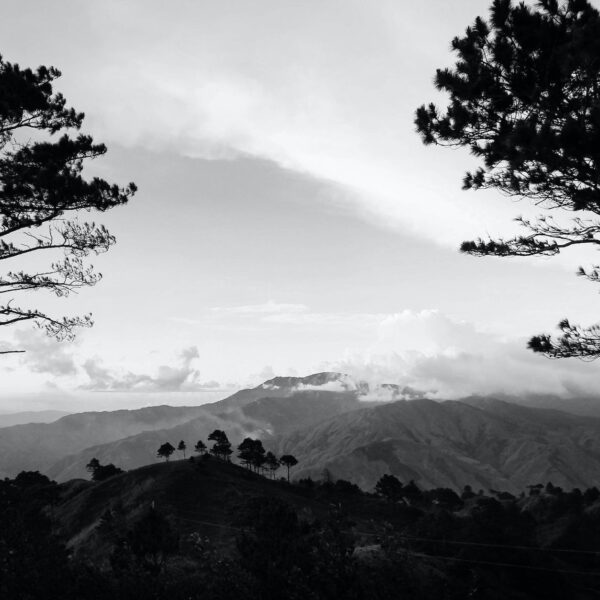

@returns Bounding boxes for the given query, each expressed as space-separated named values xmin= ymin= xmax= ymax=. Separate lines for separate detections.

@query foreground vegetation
xmin=3 ymin=456 xmax=600 ymax=599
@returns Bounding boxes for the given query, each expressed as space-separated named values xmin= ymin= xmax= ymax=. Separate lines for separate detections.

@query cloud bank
xmin=80 ymin=346 xmax=220 ymax=392
xmin=324 ymin=310 xmax=600 ymax=399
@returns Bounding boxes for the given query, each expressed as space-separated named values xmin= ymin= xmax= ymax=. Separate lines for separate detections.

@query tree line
xmin=156 ymin=430 xmax=298 ymax=482
xmin=6 ymin=467 xmax=600 ymax=599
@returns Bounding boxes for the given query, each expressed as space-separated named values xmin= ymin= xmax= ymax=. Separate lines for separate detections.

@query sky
xmin=1 ymin=0 xmax=600 ymax=412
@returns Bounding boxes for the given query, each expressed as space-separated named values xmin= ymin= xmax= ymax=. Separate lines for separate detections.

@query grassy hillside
xmin=53 ymin=456 xmax=407 ymax=562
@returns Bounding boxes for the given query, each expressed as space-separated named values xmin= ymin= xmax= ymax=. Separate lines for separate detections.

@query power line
xmin=175 ymin=512 xmax=600 ymax=578
xmin=358 ymin=532 xmax=600 ymax=556
xmin=175 ymin=508 xmax=599 ymax=555
xmin=405 ymin=550 xmax=600 ymax=577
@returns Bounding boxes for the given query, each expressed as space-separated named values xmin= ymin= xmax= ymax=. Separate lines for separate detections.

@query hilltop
xmin=52 ymin=455 xmax=407 ymax=562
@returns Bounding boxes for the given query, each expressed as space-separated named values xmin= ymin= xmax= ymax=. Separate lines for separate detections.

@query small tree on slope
xmin=279 ymin=455 xmax=298 ymax=483
xmin=157 ymin=442 xmax=175 ymax=462
xmin=177 ymin=440 xmax=186 ymax=459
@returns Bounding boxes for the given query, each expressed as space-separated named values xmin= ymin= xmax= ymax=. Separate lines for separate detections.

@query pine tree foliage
xmin=194 ymin=440 xmax=207 ymax=455
xmin=0 ymin=54 xmax=136 ymax=349
xmin=177 ymin=440 xmax=186 ymax=459
xmin=415 ymin=0 xmax=600 ymax=358
xmin=264 ymin=451 xmax=279 ymax=479
xmin=208 ymin=430 xmax=233 ymax=461
xmin=237 ymin=438 xmax=266 ymax=472
xmin=157 ymin=442 xmax=175 ymax=462
xmin=279 ymin=454 xmax=298 ymax=483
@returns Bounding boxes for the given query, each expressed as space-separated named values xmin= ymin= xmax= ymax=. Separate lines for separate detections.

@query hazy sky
xmin=1 ymin=0 xmax=600 ymax=411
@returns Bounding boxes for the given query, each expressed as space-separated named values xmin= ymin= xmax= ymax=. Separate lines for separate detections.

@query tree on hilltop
xmin=279 ymin=454 xmax=298 ymax=483
xmin=177 ymin=440 xmax=186 ymax=459
xmin=194 ymin=440 xmax=206 ymax=455
xmin=157 ymin=442 xmax=175 ymax=462
xmin=415 ymin=0 xmax=600 ymax=358
xmin=85 ymin=457 xmax=123 ymax=481
xmin=86 ymin=457 xmax=100 ymax=474
xmin=237 ymin=437 xmax=266 ymax=472
xmin=264 ymin=451 xmax=279 ymax=479
xmin=208 ymin=429 xmax=232 ymax=461
xmin=0 ymin=54 xmax=136 ymax=352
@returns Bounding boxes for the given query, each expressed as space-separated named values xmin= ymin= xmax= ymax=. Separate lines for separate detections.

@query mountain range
xmin=3 ymin=372 xmax=600 ymax=493
xmin=0 ymin=409 xmax=70 ymax=427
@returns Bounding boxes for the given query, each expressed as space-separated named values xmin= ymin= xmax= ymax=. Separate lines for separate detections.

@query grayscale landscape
xmin=2 ymin=1 xmax=600 ymax=598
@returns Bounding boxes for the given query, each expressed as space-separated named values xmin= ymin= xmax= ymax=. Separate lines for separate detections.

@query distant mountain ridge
xmin=0 ymin=373 xmax=365 ymax=480
xmin=0 ymin=410 xmax=70 ymax=428
xmin=0 ymin=405 xmax=210 ymax=478
xmin=4 ymin=372 xmax=600 ymax=493
xmin=278 ymin=397 xmax=600 ymax=493
xmin=47 ymin=377 xmax=367 ymax=481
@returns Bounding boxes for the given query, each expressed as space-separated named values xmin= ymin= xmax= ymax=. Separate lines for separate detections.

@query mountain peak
xmin=259 ymin=371 xmax=361 ymax=392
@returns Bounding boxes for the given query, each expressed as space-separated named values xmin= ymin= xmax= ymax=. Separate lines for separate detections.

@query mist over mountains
xmin=3 ymin=372 xmax=600 ymax=493
xmin=0 ymin=410 xmax=70 ymax=427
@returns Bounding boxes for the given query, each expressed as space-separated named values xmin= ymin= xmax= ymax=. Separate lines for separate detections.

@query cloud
xmin=295 ymin=379 xmax=359 ymax=393
xmin=57 ymin=0 xmax=535 ymax=249
xmin=12 ymin=329 xmax=78 ymax=377
xmin=257 ymin=365 xmax=276 ymax=381
xmin=81 ymin=345 xmax=219 ymax=392
xmin=324 ymin=310 xmax=600 ymax=399
xmin=164 ymin=305 xmax=600 ymax=399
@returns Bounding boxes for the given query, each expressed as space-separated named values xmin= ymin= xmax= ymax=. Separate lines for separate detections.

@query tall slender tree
xmin=177 ymin=440 xmax=186 ymax=459
xmin=279 ymin=455 xmax=298 ymax=483
xmin=264 ymin=451 xmax=280 ymax=479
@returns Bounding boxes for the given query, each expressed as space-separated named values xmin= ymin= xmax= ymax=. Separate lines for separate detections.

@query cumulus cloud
xmin=167 ymin=306 xmax=600 ymax=399
xmin=324 ymin=310 xmax=600 ymax=399
xmin=257 ymin=365 xmax=276 ymax=381
xmin=12 ymin=329 xmax=78 ymax=377
xmin=81 ymin=345 xmax=220 ymax=392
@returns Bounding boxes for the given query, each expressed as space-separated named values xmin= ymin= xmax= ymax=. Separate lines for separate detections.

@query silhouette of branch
xmin=529 ymin=319 xmax=600 ymax=360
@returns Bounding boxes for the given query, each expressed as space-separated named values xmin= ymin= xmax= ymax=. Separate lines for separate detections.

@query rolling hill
xmin=0 ymin=372 xmax=363 ymax=480
xmin=51 ymin=454 xmax=409 ymax=563
xmin=0 ymin=405 xmax=211 ymax=478
xmin=7 ymin=371 xmax=600 ymax=495
xmin=0 ymin=410 xmax=70 ymax=427
xmin=47 ymin=383 xmax=365 ymax=481
xmin=277 ymin=397 xmax=600 ymax=492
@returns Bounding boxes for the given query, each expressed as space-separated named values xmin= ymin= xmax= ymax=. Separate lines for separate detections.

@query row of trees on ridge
xmin=156 ymin=430 xmax=298 ymax=481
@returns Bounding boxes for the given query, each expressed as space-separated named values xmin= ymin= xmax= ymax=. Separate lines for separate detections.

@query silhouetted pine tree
xmin=157 ymin=442 xmax=175 ymax=462
xmin=0 ymin=55 xmax=136 ymax=347
xmin=416 ymin=0 xmax=600 ymax=358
